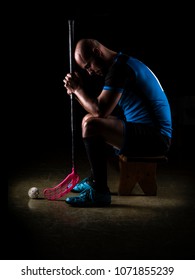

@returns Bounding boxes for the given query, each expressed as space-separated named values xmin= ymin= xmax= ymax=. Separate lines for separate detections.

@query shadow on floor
xmin=7 ymin=147 xmax=195 ymax=260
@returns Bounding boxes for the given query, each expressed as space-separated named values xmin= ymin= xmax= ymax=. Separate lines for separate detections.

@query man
xmin=63 ymin=39 xmax=172 ymax=207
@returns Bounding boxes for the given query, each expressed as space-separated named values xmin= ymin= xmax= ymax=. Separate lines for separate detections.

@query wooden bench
xmin=118 ymin=155 xmax=168 ymax=196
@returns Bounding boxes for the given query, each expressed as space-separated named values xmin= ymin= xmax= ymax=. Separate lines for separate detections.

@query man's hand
xmin=63 ymin=72 xmax=82 ymax=94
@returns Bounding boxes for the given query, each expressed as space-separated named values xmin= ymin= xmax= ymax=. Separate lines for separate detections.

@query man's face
xmin=75 ymin=52 xmax=107 ymax=77
xmin=83 ymin=57 xmax=106 ymax=76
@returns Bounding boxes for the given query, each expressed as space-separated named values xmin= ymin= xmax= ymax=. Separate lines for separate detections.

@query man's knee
xmin=82 ymin=115 xmax=99 ymax=137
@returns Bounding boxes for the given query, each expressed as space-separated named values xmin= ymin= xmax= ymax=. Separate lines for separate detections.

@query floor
xmin=7 ymin=144 xmax=195 ymax=261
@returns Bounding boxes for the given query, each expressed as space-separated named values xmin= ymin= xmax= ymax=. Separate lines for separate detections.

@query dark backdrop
xmin=9 ymin=2 xmax=194 ymax=171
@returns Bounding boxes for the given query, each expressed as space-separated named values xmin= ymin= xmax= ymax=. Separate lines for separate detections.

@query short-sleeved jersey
xmin=103 ymin=52 xmax=172 ymax=138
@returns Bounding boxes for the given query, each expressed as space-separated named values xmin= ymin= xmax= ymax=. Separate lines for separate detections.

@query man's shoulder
xmin=116 ymin=52 xmax=130 ymax=64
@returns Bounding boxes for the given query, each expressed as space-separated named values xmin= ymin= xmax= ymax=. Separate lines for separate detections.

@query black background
xmin=9 ymin=2 xmax=194 ymax=170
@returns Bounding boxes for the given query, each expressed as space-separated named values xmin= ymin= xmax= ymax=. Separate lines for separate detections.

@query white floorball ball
xmin=28 ymin=187 xmax=39 ymax=199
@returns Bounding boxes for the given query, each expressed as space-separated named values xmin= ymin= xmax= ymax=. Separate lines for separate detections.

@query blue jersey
xmin=103 ymin=52 xmax=172 ymax=138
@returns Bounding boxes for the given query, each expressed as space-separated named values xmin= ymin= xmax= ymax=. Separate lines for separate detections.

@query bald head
xmin=74 ymin=39 xmax=117 ymax=76
xmin=74 ymin=39 xmax=100 ymax=65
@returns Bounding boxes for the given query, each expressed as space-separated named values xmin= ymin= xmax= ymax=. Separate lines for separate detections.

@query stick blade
xmin=43 ymin=168 xmax=80 ymax=200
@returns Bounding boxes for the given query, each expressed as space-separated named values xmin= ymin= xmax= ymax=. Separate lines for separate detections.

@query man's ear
xmin=93 ymin=47 xmax=101 ymax=57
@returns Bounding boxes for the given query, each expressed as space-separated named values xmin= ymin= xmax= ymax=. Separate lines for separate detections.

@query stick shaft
xmin=68 ymin=20 xmax=74 ymax=73
xmin=68 ymin=20 xmax=75 ymax=168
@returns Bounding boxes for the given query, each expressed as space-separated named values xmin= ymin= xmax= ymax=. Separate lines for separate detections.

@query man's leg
xmin=83 ymin=135 xmax=109 ymax=193
xmin=66 ymin=115 xmax=124 ymax=207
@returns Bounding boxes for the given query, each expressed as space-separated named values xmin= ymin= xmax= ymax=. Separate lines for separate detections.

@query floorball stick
xmin=43 ymin=19 xmax=80 ymax=200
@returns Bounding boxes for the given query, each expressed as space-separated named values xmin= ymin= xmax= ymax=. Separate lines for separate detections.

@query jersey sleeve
xmin=103 ymin=56 xmax=136 ymax=93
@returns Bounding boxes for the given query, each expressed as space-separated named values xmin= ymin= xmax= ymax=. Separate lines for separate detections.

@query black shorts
xmin=116 ymin=121 xmax=171 ymax=157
